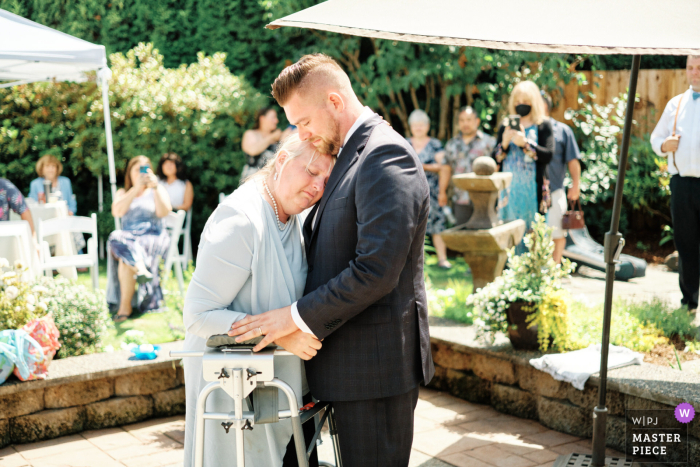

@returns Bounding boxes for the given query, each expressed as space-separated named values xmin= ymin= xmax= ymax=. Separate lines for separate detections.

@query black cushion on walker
xmin=205 ymin=334 xmax=275 ymax=349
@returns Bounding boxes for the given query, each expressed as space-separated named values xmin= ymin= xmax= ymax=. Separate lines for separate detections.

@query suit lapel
xmin=307 ymin=114 xmax=382 ymax=251
xmin=303 ymin=204 xmax=317 ymax=256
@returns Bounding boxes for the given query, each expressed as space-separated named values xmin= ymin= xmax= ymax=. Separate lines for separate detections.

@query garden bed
xmin=0 ymin=341 xmax=184 ymax=447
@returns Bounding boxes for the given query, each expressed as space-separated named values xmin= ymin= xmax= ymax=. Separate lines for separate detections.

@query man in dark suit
xmin=230 ymin=53 xmax=434 ymax=467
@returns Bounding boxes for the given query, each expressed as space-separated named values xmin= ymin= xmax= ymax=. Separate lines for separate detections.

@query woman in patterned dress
xmin=492 ymin=81 xmax=554 ymax=253
xmin=407 ymin=110 xmax=451 ymax=268
xmin=107 ymin=156 xmax=172 ymax=322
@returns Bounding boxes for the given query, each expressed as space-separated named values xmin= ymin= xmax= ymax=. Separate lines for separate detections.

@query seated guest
xmin=107 ymin=156 xmax=172 ymax=323
xmin=1 ymin=177 xmax=35 ymax=236
xmin=241 ymin=107 xmax=293 ymax=180
xmin=407 ymin=109 xmax=452 ymax=268
xmin=29 ymin=155 xmax=77 ymax=215
xmin=157 ymin=153 xmax=194 ymax=211
xmin=444 ymin=106 xmax=496 ymax=225
xmin=492 ymin=80 xmax=554 ymax=253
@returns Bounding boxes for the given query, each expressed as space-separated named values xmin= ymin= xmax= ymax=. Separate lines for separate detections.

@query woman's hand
xmin=144 ymin=169 xmax=159 ymax=189
xmin=275 ymin=331 xmax=322 ymax=360
xmin=511 ymin=130 xmax=527 ymax=148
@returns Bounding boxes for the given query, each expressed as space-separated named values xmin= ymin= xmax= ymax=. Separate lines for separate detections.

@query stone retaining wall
xmin=0 ymin=342 xmax=185 ymax=447
xmin=428 ymin=337 xmax=700 ymax=464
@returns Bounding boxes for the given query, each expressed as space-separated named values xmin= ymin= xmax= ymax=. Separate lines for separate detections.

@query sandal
xmin=113 ymin=313 xmax=132 ymax=323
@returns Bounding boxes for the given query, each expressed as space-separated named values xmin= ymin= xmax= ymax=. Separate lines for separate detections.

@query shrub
xmin=36 ymin=277 xmax=113 ymax=358
xmin=0 ymin=259 xmax=49 ymax=330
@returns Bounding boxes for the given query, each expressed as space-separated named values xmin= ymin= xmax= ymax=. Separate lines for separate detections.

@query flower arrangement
xmin=0 ymin=257 xmax=112 ymax=359
xmin=468 ymin=214 xmax=575 ymax=351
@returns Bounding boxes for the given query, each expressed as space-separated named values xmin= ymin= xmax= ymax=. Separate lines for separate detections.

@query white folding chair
xmin=37 ymin=214 xmax=99 ymax=289
xmin=182 ymin=209 xmax=193 ymax=268
xmin=219 ymin=192 xmax=226 ymax=204
xmin=163 ymin=210 xmax=187 ymax=297
xmin=0 ymin=221 xmax=40 ymax=280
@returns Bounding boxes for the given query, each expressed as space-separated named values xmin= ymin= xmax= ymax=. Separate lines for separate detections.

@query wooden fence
xmin=549 ymin=69 xmax=689 ymax=137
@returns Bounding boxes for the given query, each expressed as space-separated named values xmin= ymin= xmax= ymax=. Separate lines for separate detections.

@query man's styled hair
xmin=271 ymin=53 xmax=351 ymax=106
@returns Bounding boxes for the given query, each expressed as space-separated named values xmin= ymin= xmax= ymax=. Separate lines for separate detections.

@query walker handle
xmin=170 ymin=350 xmax=204 ymax=358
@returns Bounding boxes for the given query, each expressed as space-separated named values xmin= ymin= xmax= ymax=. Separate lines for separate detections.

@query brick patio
xmin=0 ymin=386 xmax=627 ymax=467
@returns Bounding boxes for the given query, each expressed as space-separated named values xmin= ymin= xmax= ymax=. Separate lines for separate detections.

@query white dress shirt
xmin=291 ymin=106 xmax=375 ymax=335
xmin=651 ymin=87 xmax=700 ymax=177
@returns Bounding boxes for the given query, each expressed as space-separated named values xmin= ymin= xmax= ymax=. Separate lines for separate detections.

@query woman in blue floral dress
xmin=493 ymin=81 xmax=554 ymax=253
xmin=407 ymin=110 xmax=451 ymax=268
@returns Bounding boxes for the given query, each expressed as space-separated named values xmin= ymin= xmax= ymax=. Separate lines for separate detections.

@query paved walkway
xmin=567 ymin=263 xmax=681 ymax=306
xmin=0 ymin=387 xmax=626 ymax=467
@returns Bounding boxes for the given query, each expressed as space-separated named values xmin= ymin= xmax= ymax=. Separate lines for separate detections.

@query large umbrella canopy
xmin=268 ymin=0 xmax=700 ymax=55
xmin=0 ymin=9 xmax=107 ymax=86
xmin=268 ymin=2 xmax=700 ymax=466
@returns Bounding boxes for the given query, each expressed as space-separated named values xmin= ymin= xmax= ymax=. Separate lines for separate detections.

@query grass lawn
xmin=424 ymin=254 xmax=474 ymax=324
xmin=76 ymin=260 xmax=188 ymax=349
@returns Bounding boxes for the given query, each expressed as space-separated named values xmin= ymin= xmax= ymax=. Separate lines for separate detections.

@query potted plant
xmin=468 ymin=214 xmax=575 ymax=351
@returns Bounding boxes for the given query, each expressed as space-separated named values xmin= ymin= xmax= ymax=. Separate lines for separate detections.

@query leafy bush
xmin=36 ymin=277 xmax=113 ymax=358
xmin=565 ymin=92 xmax=671 ymax=239
xmin=0 ymin=43 xmax=264 ymax=249
xmin=0 ymin=259 xmax=49 ymax=330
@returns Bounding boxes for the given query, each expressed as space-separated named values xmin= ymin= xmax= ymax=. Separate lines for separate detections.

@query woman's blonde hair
xmin=242 ymin=132 xmax=335 ymax=185
xmin=36 ymin=154 xmax=63 ymax=178
xmin=508 ymin=81 xmax=546 ymax=126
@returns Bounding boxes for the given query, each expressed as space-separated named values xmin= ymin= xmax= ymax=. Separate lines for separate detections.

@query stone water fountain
xmin=440 ymin=156 xmax=526 ymax=290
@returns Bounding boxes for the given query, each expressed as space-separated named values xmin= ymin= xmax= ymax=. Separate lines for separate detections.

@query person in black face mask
xmin=492 ymin=80 xmax=555 ymax=253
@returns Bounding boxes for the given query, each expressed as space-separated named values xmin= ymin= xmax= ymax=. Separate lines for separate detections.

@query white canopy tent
xmin=0 ymin=9 xmax=118 ymax=224
xmin=268 ymin=2 xmax=700 ymax=466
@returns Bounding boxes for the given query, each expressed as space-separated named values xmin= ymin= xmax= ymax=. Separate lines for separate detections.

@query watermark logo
xmin=675 ymin=403 xmax=695 ymax=424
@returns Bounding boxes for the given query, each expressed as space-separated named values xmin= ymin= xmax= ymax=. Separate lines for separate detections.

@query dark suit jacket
xmin=297 ymin=114 xmax=435 ymax=402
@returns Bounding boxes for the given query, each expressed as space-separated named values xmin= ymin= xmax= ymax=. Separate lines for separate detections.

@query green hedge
xmin=0 ymin=43 xmax=264 ymax=246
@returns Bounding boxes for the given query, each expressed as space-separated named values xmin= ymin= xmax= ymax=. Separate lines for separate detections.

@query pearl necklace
xmin=263 ymin=179 xmax=286 ymax=231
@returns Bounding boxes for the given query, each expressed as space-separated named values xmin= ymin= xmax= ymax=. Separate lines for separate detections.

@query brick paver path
xmin=0 ymin=387 xmax=625 ymax=467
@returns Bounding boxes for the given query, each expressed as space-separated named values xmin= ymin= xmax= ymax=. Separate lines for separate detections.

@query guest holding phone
xmin=107 ymin=156 xmax=172 ymax=323
xmin=492 ymin=81 xmax=554 ymax=252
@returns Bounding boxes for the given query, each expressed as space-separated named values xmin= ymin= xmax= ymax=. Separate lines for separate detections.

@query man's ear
xmin=328 ymin=92 xmax=345 ymax=112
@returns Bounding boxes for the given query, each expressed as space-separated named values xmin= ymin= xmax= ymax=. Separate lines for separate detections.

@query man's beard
xmin=315 ymin=119 xmax=342 ymax=155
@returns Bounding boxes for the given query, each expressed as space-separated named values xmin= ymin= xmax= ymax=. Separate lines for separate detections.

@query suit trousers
xmin=331 ymin=385 xmax=420 ymax=467
xmin=670 ymin=175 xmax=700 ymax=310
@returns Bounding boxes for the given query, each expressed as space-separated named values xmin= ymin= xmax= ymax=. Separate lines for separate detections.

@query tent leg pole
xmin=590 ymin=54 xmax=641 ymax=467
xmin=100 ymin=68 xmax=119 ymax=229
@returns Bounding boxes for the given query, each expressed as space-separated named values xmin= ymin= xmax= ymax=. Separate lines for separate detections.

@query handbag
xmin=562 ymin=199 xmax=585 ymax=230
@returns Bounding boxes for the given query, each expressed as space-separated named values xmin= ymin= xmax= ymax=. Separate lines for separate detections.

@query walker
xmin=171 ymin=344 xmax=342 ymax=467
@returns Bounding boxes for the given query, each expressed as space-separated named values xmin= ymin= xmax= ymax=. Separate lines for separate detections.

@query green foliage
xmin=424 ymin=256 xmax=473 ymax=324
xmin=0 ymin=43 xmax=263 ymax=246
xmin=36 ymin=276 xmax=113 ymax=358
xmin=470 ymin=215 xmax=574 ymax=350
xmin=0 ymin=260 xmax=47 ymax=331
xmin=565 ymin=93 xmax=671 ymax=239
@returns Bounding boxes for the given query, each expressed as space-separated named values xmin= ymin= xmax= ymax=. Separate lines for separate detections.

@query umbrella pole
xmin=99 ymin=68 xmax=119 ymax=229
xmin=590 ymin=54 xmax=641 ymax=467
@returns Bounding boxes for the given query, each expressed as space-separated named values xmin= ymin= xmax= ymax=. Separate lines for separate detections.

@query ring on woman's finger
xmin=257 ymin=326 xmax=263 ymax=337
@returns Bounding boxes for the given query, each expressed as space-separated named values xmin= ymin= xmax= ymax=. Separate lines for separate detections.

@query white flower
xmin=0 ymin=258 xmax=9 ymax=268
xmin=26 ymin=294 xmax=36 ymax=305
xmin=32 ymin=285 xmax=49 ymax=295
xmin=13 ymin=260 xmax=24 ymax=270
xmin=26 ymin=303 xmax=35 ymax=312
xmin=5 ymin=286 xmax=19 ymax=300
xmin=2 ymin=271 xmax=16 ymax=280
xmin=37 ymin=302 xmax=48 ymax=312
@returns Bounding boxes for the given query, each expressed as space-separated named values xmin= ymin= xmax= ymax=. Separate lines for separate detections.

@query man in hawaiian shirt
xmin=443 ymin=107 xmax=496 ymax=224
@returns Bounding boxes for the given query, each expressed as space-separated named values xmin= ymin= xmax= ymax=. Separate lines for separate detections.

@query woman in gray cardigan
xmin=183 ymin=133 xmax=333 ymax=466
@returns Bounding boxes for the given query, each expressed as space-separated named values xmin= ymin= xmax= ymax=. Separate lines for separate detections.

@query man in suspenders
xmin=651 ymin=55 xmax=700 ymax=322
